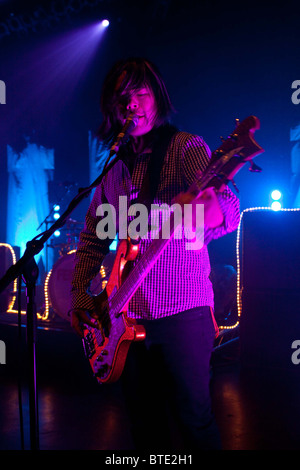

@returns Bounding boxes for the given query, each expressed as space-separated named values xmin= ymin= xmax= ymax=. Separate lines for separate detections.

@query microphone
xmin=109 ymin=113 xmax=139 ymax=156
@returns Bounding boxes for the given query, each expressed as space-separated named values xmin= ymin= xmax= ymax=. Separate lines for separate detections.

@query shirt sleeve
xmin=181 ymin=133 xmax=240 ymax=244
xmin=69 ymin=183 xmax=111 ymax=312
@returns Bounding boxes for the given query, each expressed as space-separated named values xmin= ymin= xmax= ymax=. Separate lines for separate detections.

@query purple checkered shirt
xmin=70 ymin=131 xmax=240 ymax=320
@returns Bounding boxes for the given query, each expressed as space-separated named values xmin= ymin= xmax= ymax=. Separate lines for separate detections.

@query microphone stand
xmin=36 ymin=182 xmax=75 ymax=232
xmin=0 ymin=150 xmax=121 ymax=450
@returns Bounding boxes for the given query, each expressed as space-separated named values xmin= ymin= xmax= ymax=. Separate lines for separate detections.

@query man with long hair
xmin=69 ymin=57 xmax=240 ymax=450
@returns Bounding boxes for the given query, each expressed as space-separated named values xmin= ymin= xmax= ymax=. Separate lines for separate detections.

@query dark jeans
xmin=121 ymin=306 xmax=221 ymax=450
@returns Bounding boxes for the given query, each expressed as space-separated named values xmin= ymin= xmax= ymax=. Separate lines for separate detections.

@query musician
xmin=69 ymin=58 xmax=240 ymax=450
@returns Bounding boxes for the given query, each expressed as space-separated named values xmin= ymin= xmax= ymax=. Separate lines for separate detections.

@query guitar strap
xmin=135 ymin=123 xmax=179 ymax=211
xmin=118 ymin=124 xmax=178 ymax=238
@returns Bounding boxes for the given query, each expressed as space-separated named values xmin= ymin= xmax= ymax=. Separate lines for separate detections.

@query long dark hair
xmin=97 ymin=57 xmax=174 ymax=145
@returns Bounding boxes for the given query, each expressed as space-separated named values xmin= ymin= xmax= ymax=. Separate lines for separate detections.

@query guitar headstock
xmin=207 ymin=115 xmax=265 ymax=191
xmin=212 ymin=116 xmax=263 ymax=162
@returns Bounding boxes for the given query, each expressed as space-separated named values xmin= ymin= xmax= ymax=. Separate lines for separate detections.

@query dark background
xmin=0 ymin=0 xmax=299 ymax=265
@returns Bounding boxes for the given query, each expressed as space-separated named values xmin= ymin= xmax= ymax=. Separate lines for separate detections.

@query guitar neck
xmin=109 ymin=213 xmax=177 ymax=317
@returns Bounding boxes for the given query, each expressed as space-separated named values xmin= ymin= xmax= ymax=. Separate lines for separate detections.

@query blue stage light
xmin=109 ymin=234 xmax=118 ymax=251
xmin=271 ymin=201 xmax=282 ymax=211
xmin=271 ymin=190 xmax=282 ymax=201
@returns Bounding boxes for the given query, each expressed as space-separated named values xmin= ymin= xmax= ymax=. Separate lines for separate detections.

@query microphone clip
xmin=109 ymin=113 xmax=139 ymax=156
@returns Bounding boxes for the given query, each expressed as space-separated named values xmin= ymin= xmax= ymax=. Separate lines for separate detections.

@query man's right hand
xmin=70 ymin=309 xmax=100 ymax=338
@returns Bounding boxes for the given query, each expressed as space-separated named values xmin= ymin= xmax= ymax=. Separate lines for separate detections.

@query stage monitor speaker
xmin=239 ymin=210 xmax=300 ymax=372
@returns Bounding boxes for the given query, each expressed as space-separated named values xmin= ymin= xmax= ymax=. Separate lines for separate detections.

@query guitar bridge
xmin=82 ymin=332 xmax=95 ymax=359
xmin=82 ymin=326 xmax=105 ymax=359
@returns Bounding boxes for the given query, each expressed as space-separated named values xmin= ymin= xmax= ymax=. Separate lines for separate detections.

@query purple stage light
xmin=7 ymin=19 xmax=111 ymax=124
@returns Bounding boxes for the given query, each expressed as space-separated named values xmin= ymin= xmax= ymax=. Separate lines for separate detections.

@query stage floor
xmin=1 ymin=320 xmax=300 ymax=451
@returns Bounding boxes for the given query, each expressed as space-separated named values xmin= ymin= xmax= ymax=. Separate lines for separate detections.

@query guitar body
xmin=82 ymin=238 xmax=146 ymax=384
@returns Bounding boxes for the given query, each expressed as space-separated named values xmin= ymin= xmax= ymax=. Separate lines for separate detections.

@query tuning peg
xmin=235 ymin=118 xmax=240 ymax=125
xmin=249 ymin=160 xmax=262 ymax=172
xmin=220 ymin=136 xmax=226 ymax=142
